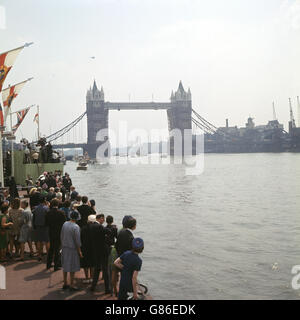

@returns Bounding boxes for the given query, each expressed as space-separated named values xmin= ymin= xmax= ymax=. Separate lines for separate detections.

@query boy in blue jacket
xmin=114 ymin=237 xmax=144 ymax=300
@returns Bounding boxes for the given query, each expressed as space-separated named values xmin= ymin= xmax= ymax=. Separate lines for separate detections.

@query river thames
xmin=66 ymin=153 xmax=300 ymax=299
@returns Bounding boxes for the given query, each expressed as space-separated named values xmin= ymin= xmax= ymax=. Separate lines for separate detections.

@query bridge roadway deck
xmin=105 ymin=102 xmax=171 ymax=110
xmin=53 ymin=143 xmax=87 ymax=149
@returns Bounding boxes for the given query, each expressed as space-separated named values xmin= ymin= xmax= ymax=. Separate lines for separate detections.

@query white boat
xmin=76 ymin=161 xmax=88 ymax=170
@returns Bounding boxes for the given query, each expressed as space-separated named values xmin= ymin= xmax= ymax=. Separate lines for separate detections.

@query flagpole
xmin=2 ymin=77 xmax=34 ymax=92
xmin=10 ymin=111 xmax=14 ymax=177
xmin=0 ymin=42 xmax=34 ymax=57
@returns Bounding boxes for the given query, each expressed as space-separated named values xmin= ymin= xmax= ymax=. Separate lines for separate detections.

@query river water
xmin=66 ymin=153 xmax=300 ymax=300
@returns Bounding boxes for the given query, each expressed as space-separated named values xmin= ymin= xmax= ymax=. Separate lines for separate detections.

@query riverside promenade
xmin=0 ymin=254 xmax=115 ymax=300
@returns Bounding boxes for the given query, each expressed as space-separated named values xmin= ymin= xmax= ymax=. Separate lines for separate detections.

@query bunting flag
xmin=2 ymin=78 xmax=32 ymax=123
xmin=12 ymin=107 xmax=30 ymax=133
xmin=0 ymin=46 xmax=25 ymax=92
xmin=33 ymin=112 xmax=39 ymax=124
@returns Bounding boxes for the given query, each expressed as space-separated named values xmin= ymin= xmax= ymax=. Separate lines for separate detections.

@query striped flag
xmin=2 ymin=78 xmax=32 ymax=123
xmin=0 ymin=46 xmax=24 ymax=92
xmin=12 ymin=107 xmax=30 ymax=133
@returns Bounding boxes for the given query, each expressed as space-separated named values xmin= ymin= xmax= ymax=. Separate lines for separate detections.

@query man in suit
xmin=63 ymin=173 xmax=72 ymax=192
xmin=89 ymin=217 xmax=111 ymax=293
xmin=115 ymin=217 xmax=137 ymax=257
xmin=70 ymin=186 xmax=78 ymax=201
xmin=45 ymin=198 xmax=66 ymax=270
xmin=77 ymin=196 xmax=95 ymax=228
xmin=47 ymin=174 xmax=57 ymax=188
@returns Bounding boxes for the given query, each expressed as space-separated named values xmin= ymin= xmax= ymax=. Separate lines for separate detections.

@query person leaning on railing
xmin=114 ymin=238 xmax=144 ymax=300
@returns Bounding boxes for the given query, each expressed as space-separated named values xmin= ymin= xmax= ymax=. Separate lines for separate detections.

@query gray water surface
xmin=66 ymin=153 xmax=300 ymax=299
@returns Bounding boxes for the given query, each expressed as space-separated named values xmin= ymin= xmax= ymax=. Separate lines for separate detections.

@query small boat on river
xmin=76 ymin=161 xmax=88 ymax=170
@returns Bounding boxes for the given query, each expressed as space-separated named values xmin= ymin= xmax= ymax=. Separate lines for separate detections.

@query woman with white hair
xmin=80 ymin=214 xmax=96 ymax=284
xmin=56 ymin=192 xmax=63 ymax=202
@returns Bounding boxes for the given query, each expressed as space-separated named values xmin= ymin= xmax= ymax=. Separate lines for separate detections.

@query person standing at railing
xmin=114 ymin=238 xmax=144 ymax=300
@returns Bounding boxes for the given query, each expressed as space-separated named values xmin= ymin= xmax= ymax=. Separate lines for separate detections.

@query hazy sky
xmin=1 ymin=0 xmax=300 ymax=144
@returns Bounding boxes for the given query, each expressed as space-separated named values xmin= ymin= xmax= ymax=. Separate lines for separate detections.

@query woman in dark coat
xmin=8 ymin=177 xmax=19 ymax=199
xmin=80 ymin=214 xmax=95 ymax=283
xmin=29 ymin=188 xmax=41 ymax=210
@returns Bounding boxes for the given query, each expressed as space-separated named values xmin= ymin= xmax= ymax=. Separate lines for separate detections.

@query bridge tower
xmin=167 ymin=81 xmax=192 ymax=154
xmin=85 ymin=80 xmax=108 ymax=158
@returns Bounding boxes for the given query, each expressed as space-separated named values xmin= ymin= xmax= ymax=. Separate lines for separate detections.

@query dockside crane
xmin=289 ymin=98 xmax=296 ymax=128
xmin=272 ymin=102 xmax=277 ymax=121
xmin=297 ymin=96 xmax=300 ymax=128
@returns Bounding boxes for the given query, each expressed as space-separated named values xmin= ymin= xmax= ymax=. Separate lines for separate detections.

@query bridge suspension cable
xmin=192 ymin=108 xmax=227 ymax=136
xmin=192 ymin=109 xmax=218 ymax=134
xmin=192 ymin=118 xmax=215 ymax=134
xmin=35 ymin=111 xmax=87 ymax=143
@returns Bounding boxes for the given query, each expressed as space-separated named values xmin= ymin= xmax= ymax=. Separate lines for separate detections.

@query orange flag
xmin=0 ymin=46 xmax=24 ymax=92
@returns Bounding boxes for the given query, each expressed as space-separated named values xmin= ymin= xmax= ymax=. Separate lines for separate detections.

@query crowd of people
xmin=0 ymin=171 xmax=144 ymax=300
xmin=19 ymin=137 xmax=62 ymax=164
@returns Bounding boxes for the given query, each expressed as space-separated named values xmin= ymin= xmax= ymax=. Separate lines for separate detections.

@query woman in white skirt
xmin=60 ymin=210 xmax=82 ymax=291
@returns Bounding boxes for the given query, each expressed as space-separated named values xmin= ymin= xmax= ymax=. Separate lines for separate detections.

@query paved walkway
xmin=0 ymin=253 xmax=116 ymax=300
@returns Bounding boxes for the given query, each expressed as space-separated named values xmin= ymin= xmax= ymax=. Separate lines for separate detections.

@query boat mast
xmin=37 ymin=105 xmax=40 ymax=140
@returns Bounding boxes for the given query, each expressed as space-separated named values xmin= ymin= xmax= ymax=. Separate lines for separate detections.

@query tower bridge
xmin=84 ymin=80 xmax=192 ymax=158
xmin=51 ymin=80 xmax=215 ymax=158
xmin=50 ymin=80 xmax=300 ymax=156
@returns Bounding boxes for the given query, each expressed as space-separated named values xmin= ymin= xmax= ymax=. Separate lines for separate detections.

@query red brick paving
xmin=0 ymin=254 xmax=116 ymax=300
